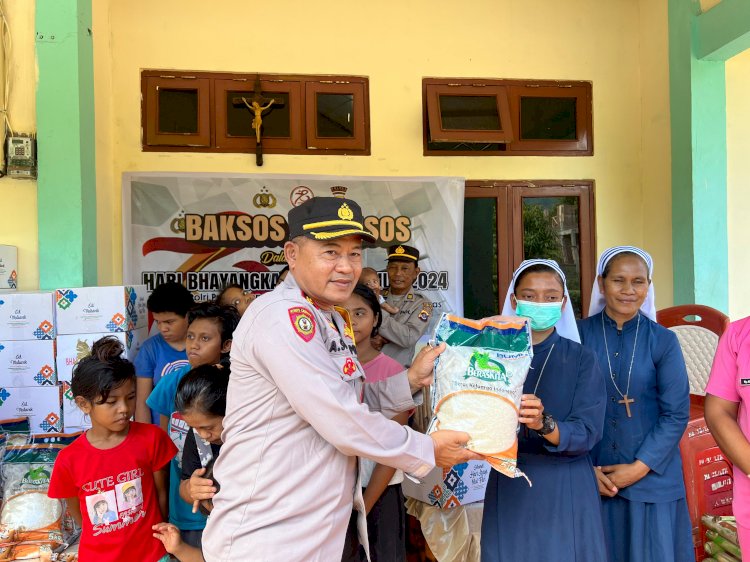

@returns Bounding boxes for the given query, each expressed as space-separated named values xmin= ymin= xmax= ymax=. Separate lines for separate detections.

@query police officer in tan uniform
xmin=373 ymin=245 xmax=433 ymax=366
xmin=202 ymin=197 xmax=479 ymax=562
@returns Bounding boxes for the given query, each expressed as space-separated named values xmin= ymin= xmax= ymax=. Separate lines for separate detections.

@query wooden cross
xmin=619 ymin=394 xmax=635 ymax=418
xmin=232 ymin=75 xmax=284 ymax=167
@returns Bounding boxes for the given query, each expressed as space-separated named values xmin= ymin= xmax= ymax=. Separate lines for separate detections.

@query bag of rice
xmin=0 ymin=418 xmax=32 ymax=509
xmin=430 ymin=314 xmax=533 ymax=481
xmin=0 ymin=433 xmax=80 ymax=560
xmin=0 ymin=418 xmax=31 ymax=447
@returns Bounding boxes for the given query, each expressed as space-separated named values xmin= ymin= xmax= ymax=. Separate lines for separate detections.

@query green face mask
xmin=514 ymin=299 xmax=563 ymax=331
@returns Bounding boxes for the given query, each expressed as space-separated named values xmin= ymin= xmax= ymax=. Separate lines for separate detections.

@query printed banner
xmin=122 ymin=173 xmax=465 ymax=332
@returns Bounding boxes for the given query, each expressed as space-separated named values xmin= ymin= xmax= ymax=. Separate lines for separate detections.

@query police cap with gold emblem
xmin=288 ymin=197 xmax=376 ymax=242
xmin=387 ymin=244 xmax=420 ymax=262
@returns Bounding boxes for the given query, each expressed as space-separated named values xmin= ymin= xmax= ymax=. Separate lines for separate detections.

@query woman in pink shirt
xmin=342 ymin=283 xmax=410 ymax=562
xmin=705 ymin=316 xmax=750 ymax=556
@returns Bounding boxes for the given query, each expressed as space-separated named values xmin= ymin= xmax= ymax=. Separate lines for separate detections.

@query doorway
xmin=463 ymin=180 xmax=596 ymax=319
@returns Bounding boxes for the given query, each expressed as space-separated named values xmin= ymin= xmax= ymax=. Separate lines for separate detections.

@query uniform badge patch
xmin=418 ymin=302 xmax=433 ymax=322
xmin=335 ymin=306 xmax=356 ymax=343
xmin=343 ymin=358 xmax=357 ymax=376
xmin=741 ymin=378 xmax=750 ymax=386
xmin=288 ymin=307 xmax=316 ymax=342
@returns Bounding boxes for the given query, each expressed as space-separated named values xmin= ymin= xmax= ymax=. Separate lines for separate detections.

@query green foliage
xmin=523 ymin=205 xmax=563 ymax=262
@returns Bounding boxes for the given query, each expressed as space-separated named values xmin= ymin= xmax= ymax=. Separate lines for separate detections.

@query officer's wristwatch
xmin=535 ymin=412 xmax=556 ymax=436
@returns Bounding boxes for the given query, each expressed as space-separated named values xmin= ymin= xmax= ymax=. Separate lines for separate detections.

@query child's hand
xmin=371 ymin=335 xmax=387 ymax=351
xmin=189 ymin=467 xmax=217 ymax=513
xmin=364 ymin=279 xmax=382 ymax=295
xmin=152 ymin=522 xmax=183 ymax=554
xmin=381 ymin=303 xmax=399 ymax=315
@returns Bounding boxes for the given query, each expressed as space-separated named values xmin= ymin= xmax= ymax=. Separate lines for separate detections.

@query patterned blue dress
xmin=481 ymin=331 xmax=608 ymax=561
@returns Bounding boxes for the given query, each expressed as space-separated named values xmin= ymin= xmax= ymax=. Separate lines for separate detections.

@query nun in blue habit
xmin=578 ymin=246 xmax=692 ymax=562
xmin=481 ymin=259 xmax=608 ymax=562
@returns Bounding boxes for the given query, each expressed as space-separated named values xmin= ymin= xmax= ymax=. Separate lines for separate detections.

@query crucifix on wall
xmin=232 ymin=75 xmax=284 ymax=166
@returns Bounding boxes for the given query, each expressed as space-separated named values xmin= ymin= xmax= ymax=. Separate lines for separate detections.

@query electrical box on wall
xmin=6 ymin=135 xmax=37 ymax=179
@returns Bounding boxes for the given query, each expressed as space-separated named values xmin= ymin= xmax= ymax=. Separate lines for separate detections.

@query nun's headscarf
xmin=588 ymin=246 xmax=656 ymax=321
xmin=501 ymin=259 xmax=580 ymax=343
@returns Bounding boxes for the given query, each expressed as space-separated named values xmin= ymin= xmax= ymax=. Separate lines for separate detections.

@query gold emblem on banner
xmin=170 ymin=215 xmax=186 ymax=234
xmin=253 ymin=187 xmax=277 ymax=209
xmin=330 ymin=185 xmax=348 ymax=198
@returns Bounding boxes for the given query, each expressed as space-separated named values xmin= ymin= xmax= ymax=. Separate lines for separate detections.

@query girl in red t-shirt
xmin=48 ymin=336 xmax=177 ymax=562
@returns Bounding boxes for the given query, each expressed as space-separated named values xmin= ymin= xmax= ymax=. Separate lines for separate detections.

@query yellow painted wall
xmin=638 ymin=0 xmax=673 ymax=308
xmin=700 ymin=0 xmax=724 ymax=13
xmin=92 ymin=0 xmax=673 ymax=306
xmin=725 ymin=49 xmax=750 ymax=318
xmin=0 ymin=1 xmax=37 ymax=291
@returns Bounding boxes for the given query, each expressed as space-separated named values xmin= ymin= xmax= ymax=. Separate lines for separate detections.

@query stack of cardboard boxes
xmin=0 ymin=285 xmax=148 ymax=434
xmin=0 ymin=291 xmax=62 ymax=432
xmin=0 ymin=245 xmax=17 ymax=292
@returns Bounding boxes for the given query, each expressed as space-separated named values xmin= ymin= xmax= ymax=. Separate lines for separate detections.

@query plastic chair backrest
xmin=656 ymin=305 xmax=729 ymax=395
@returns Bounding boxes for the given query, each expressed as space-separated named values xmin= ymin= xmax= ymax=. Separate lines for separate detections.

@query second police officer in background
xmin=373 ymin=245 xmax=433 ymax=367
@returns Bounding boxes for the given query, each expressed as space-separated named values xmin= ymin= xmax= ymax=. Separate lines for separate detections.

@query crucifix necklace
xmin=601 ymin=312 xmax=640 ymax=418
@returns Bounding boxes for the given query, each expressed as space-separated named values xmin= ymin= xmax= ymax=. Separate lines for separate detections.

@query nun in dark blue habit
xmin=481 ymin=259 xmax=607 ymax=562
xmin=578 ymin=246 xmax=692 ymax=562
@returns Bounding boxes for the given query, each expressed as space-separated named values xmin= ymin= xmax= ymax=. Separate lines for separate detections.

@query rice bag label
xmin=431 ymin=314 xmax=533 ymax=482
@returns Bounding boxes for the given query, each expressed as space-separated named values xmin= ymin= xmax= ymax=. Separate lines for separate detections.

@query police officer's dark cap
xmin=387 ymin=245 xmax=420 ymax=262
xmin=288 ymin=197 xmax=376 ymax=242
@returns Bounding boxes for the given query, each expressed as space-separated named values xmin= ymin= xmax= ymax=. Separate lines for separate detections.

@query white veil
xmin=587 ymin=245 xmax=656 ymax=321
xmin=501 ymin=258 xmax=580 ymax=343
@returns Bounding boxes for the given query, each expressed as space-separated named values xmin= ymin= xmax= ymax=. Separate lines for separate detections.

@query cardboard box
xmin=55 ymin=328 xmax=147 ymax=381
xmin=61 ymin=380 xmax=90 ymax=432
xmin=402 ymin=460 xmax=490 ymax=508
xmin=0 ymin=291 xmax=55 ymax=341
xmin=55 ymin=285 xmax=148 ymax=335
xmin=0 ymin=384 xmax=62 ymax=433
xmin=0 ymin=339 xmax=56 ymax=386
xmin=0 ymin=245 xmax=17 ymax=291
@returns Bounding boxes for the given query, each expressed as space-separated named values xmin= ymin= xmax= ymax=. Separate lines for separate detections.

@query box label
xmin=0 ymin=385 xmax=62 ymax=433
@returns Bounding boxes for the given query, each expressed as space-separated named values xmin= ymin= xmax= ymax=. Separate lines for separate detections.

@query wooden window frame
xmin=305 ymin=81 xmax=369 ymax=152
xmin=424 ymin=78 xmax=593 ymax=156
xmin=143 ymin=75 xmax=211 ymax=147
xmin=425 ymin=84 xmax=513 ymax=143
xmin=214 ymin=78 xmax=304 ymax=151
xmin=508 ymin=84 xmax=590 ymax=152
xmin=141 ymin=70 xmax=370 ymax=155
xmin=464 ymin=180 xmax=596 ymax=316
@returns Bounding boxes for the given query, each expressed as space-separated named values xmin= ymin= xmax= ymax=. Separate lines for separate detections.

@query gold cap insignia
xmin=338 ymin=203 xmax=354 ymax=221
xmin=395 ymin=246 xmax=405 ymax=254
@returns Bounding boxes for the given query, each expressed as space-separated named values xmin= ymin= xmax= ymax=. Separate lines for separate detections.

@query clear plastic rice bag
xmin=0 ymin=433 xmax=80 ymax=560
xmin=430 ymin=314 xmax=533 ymax=480
xmin=0 ymin=418 xmax=32 ymax=448
xmin=0 ymin=418 xmax=33 ymax=508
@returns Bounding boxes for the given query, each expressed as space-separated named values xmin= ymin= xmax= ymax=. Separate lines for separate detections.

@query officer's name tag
xmin=740 ymin=378 xmax=750 ymax=386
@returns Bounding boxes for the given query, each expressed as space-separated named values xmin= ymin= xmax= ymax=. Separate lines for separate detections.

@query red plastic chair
xmin=657 ymin=305 xmax=729 ymax=396
xmin=658 ymin=305 xmax=730 ymax=560
xmin=657 ymin=304 xmax=729 ymax=338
